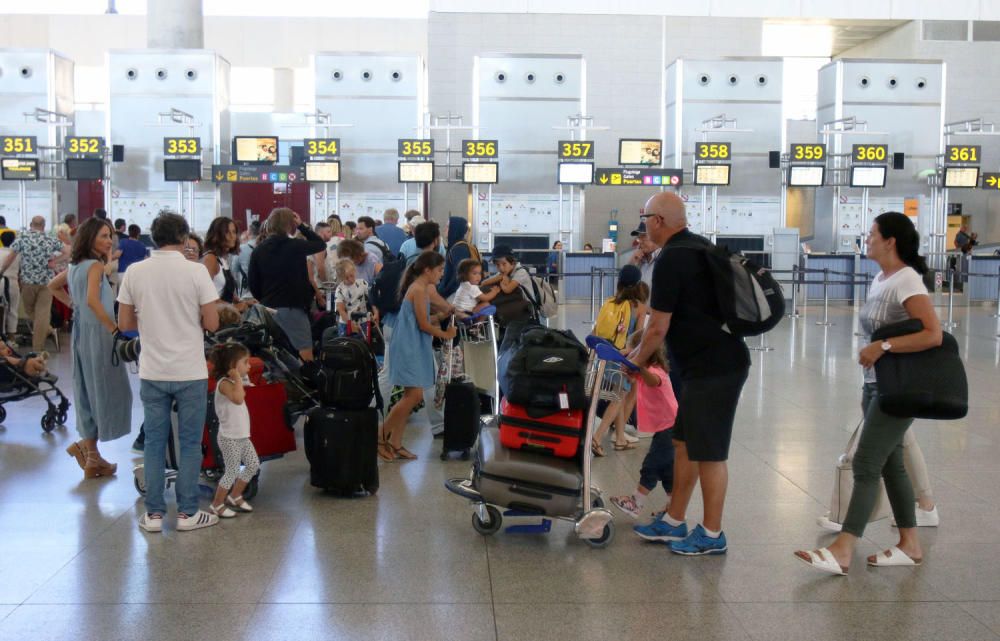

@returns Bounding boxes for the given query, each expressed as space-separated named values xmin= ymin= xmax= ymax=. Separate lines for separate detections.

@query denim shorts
xmin=274 ymin=307 xmax=313 ymax=351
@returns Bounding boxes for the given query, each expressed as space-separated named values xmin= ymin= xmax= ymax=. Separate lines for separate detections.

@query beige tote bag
xmin=828 ymin=419 xmax=890 ymax=525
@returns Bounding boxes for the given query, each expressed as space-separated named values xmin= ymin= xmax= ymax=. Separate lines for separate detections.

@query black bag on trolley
xmin=498 ymin=322 xmax=588 ymax=412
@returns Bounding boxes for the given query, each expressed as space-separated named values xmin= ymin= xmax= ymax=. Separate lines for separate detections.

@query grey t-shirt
xmin=858 ymin=266 xmax=927 ymax=383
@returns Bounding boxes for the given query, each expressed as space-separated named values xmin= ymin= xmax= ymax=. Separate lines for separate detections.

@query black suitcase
xmin=441 ymin=380 xmax=480 ymax=460
xmin=303 ymin=407 xmax=379 ymax=496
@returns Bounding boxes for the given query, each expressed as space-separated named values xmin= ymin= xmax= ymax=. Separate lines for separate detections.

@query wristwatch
xmin=880 ymin=340 xmax=892 ymax=352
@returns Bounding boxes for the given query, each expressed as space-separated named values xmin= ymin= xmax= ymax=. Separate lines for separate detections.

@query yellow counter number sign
xmin=558 ymin=140 xmax=594 ymax=159
xmin=463 ymin=140 xmax=498 ymax=159
xmin=1 ymin=136 xmax=36 ymax=155
xmin=852 ymin=144 xmax=888 ymax=163
xmin=695 ymin=142 xmax=731 ymax=160
xmin=164 ymin=137 xmax=201 ymax=156
xmin=791 ymin=143 xmax=825 ymax=162
xmin=398 ymin=139 xmax=434 ymax=157
xmin=65 ymin=136 xmax=103 ymax=156
xmin=946 ymin=145 xmax=980 ymax=163
xmin=304 ymin=138 xmax=340 ymax=159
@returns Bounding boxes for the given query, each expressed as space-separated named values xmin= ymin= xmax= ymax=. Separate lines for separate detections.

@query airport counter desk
xmin=801 ymin=254 xmax=879 ymax=304
xmin=969 ymin=254 xmax=1000 ymax=302
xmin=562 ymin=252 xmax=617 ymax=303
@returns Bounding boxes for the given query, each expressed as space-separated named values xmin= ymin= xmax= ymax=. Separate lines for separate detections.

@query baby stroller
xmin=0 ymin=335 xmax=71 ymax=432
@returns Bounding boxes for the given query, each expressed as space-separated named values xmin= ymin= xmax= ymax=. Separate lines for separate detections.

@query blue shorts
xmin=274 ymin=307 xmax=313 ymax=351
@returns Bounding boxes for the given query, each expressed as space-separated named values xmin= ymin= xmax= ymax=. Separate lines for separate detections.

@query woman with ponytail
xmin=796 ymin=212 xmax=943 ymax=576
xmin=378 ymin=251 xmax=456 ymax=462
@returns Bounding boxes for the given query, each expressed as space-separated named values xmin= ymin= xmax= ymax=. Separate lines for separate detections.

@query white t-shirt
xmin=215 ymin=377 xmax=252 ymax=439
xmin=450 ymin=281 xmax=482 ymax=313
xmin=511 ymin=266 xmax=535 ymax=300
xmin=859 ymin=266 xmax=928 ymax=383
xmin=117 ymin=250 xmax=219 ymax=381
xmin=335 ymin=279 xmax=369 ymax=318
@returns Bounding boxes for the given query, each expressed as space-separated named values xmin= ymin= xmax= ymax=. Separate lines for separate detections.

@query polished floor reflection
xmin=2 ymin=301 xmax=1000 ymax=640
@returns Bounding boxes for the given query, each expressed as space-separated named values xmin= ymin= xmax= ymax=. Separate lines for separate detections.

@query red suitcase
xmin=202 ymin=382 xmax=296 ymax=469
xmin=498 ymin=398 xmax=584 ymax=458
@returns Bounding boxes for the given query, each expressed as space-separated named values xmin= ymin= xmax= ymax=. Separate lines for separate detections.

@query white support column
xmin=147 ymin=0 xmax=204 ymax=49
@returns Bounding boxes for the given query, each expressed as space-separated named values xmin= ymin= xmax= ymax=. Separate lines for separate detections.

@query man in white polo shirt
xmin=118 ymin=211 xmax=220 ymax=533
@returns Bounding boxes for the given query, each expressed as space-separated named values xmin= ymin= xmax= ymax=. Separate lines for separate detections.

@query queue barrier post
xmin=993 ymin=265 xmax=1000 ymax=320
xmin=816 ymin=268 xmax=834 ymax=327
xmin=943 ymin=268 xmax=959 ymax=329
xmin=587 ymin=267 xmax=598 ymax=324
xmin=786 ymin=265 xmax=801 ymax=319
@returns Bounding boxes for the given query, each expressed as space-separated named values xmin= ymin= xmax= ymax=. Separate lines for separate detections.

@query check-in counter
xmin=562 ymin=252 xmax=617 ymax=302
xmin=969 ymin=255 xmax=1000 ymax=302
xmin=802 ymin=254 xmax=857 ymax=302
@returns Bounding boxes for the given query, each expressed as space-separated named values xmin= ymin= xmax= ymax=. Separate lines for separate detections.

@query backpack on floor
xmin=672 ymin=238 xmax=785 ymax=337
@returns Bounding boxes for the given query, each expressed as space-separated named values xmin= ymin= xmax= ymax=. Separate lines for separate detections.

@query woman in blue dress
xmin=379 ymin=251 xmax=456 ymax=462
xmin=49 ymin=218 xmax=133 ymax=479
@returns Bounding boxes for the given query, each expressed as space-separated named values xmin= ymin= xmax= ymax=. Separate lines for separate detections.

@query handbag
xmin=871 ymin=319 xmax=968 ymax=420
xmin=828 ymin=419 xmax=890 ymax=525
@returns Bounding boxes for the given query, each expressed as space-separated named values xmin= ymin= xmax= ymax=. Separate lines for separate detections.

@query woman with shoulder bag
xmin=795 ymin=212 xmax=942 ymax=576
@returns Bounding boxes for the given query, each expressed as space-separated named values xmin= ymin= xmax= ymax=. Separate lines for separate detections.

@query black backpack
xmin=673 ymin=239 xmax=785 ymax=337
xmin=317 ymin=335 xmax=383 ymax=411
xmin=365 ymin=237 xmax=397 ymax=264
xmin=369 ymin=255 xmax=410 ymax=316
xmin=499 ymin=325 xmax=588 ymax=410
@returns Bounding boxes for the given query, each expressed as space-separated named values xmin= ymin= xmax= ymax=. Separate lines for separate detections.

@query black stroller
xmin=0 ymin=346 xmax=71 ymax=432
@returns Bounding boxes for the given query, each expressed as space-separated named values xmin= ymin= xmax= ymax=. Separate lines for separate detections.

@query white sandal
xmin=867 ymin=546 xmax=922 ymax=567
xmin=794 ymin=548 xmax=848 ymax=576
xmin=210 ymin=503 xmax=237 ymax=518
xmin=226 ymin=495 xmax=253 ymax=512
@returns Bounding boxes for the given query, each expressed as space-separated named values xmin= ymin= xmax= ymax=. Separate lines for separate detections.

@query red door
xmin=231 ymin=182 xmax=310 ymax=230
xmin=77 ymin=180 xmax=104 ymax=222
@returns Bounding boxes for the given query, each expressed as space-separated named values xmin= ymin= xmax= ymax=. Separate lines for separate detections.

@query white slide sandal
xmin=867 ymin=546 xmax=922 ymax=567
xmin=794 ymin=548 xmax=848 ymax=576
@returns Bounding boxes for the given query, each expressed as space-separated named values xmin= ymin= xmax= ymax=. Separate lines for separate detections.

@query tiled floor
xmin=2 ymin=300 xmax=1000 ymax=640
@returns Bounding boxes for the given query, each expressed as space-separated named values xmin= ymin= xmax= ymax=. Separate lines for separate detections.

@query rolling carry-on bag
xmin=498 ymin=398 xmax=583 ymax=458
xmin=442 ymin=380 xmax=480 ymax=460
xmin=303 ymin=406 xmax=379 ymax=496
xmin=473 ymin=425 xmax=582 ymax=517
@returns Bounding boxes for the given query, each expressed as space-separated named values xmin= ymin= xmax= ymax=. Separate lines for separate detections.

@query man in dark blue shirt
xmin=118 ymin=224 xmax=149 ymax=275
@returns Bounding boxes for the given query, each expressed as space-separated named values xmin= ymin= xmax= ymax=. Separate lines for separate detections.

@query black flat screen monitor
xmin=233 ymin=136 xmax=279 ymax=164
xmin=849 ymin=165 xmax=887 ymax=188
xmin=788 ymin=165 xmax=825 ymax=187
xmin=943 ymin=166 xmax=979 ymax=189
xmin=65 ymin=158 xmax=104 ymax=181
xmin=1 ymin=158 xmax=39 ymax=181
xmin=694 ymin=164 xmax=731 ymax=186
xmin=164 ymin=159 xmax=202 ymax=182
xmin=557 ymin=162 xmax=594 ymax=185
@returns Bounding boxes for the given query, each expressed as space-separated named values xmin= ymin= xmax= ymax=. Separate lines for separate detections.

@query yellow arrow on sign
xmin=599 ymin=173 xmax=609 ymax=184
xmin=988 ymin=175 xmax=998 ymax=188
xmin=215 ymin=171 xmax=223 ymax=181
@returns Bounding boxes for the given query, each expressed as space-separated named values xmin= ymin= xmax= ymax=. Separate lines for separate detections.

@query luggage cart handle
xmin=594 ymin=343 xmax=640 ymax=372
xmin=462 ymin=305 xmax=497 ymax=324
xmin=585 ymin=335 xmax=615 ymax=351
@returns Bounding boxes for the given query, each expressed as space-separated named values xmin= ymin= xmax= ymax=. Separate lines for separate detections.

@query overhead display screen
xmin=305 ymin=161 xmax=341 ymax=183
xmin=398 ymin=161 xmax=434 ymax=183
xmin=462 ymin=162 xmax=498 ymax=184
xmin=558 ymin=162 xmax=594 ymax=185
xmin=849 ymin=165 xmax=887 ymax=188
xmin=163 ymin=159 xmax=202 ymax=181
xmin=618 ymin=139 xmax=661 ymax=165
xmin=943 ymin=166 xmax=979 ymax=189
xmin=233 ymin=136 xmax=278 ymax=164
xmin=65 ymin=158 xmax=104 ymax=181
xmin=694 ymin=164 xmax=731 ymax=186
xmin=788 ymin=165 xmax=825 ymax=187
xmin=1 ymin=158 xmax=39 ymax=180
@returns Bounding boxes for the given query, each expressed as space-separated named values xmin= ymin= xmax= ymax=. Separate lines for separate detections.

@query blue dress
xmin=68 ymin=259 xmax=133 ymax=442
xmin=388 ymin=297 xmax=435 ymax=388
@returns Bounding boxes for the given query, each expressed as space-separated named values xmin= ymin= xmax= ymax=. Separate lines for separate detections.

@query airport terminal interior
xmin=4 ymin=1 xmax=1000 ymax=640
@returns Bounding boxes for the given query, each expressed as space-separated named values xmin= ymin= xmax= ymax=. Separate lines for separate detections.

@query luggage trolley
xmin=457 ymin=306 xmax=500 ymax=410
xmin=444 ymin=341 xmax=629 ymax=548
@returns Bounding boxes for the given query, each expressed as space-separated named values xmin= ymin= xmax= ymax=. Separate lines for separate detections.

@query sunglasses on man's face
xmin=639 ymin=214 xmax=662 ymax=223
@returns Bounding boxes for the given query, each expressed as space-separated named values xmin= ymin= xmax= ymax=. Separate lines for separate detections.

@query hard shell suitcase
xmin=473 ymin=426 xmax=582 ymax=517
xmin=442 ymin=380 xmax=480 ymax=460
xmin=498 ymin=398 xmax=583 ymax=458
xmin=303 ymin=406 xmax=379 ymax=496
xmin=202 ymin=381 xmax=296 ymax=470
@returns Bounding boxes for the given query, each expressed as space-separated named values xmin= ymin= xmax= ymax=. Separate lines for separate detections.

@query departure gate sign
xmin=1 ymin=136 xmax=37 ymax=155
xmin=398 ymin=139 xmax=434 ymax=158
xmin=852 ymin=144 xmax=888 ymax=163
xmin=164 ymin=137 xmax=201 ymax=157
xmin=945 ymin=145 xmax=980 ymax=163
xmin=695 ymin=142 xmax=731 ymax=161
xmin=594 ymin=167 xmax=683 ymax=187
xmin=304 ymin=138 xmax=340 ymax=159
xmin=65 ymin=136 xmax=104 ymax=157
xmin=462 ymin=140 xmax=498 ymax=159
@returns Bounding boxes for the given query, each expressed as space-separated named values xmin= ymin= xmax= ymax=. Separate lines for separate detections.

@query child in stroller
xmin=0 ymin=338 xmax=70 ymax=431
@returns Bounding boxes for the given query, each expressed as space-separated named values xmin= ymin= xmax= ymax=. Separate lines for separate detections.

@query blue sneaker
xmin=633 ymin=516 xmax=688 ymax=542
xmin=669 ymin=525 xmax=728 ymax=556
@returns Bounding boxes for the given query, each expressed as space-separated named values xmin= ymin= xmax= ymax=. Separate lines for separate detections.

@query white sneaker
xmin=623 ymin=432 xmax=639 ymax=444
xmin=891 ymin=505 xmax=940 ymax=528
xmin=623 ymin=424 xmax=638 ymax=436
xmin=138 ymin=512 xmax=163 ymax=533
xmin=177 ymin=510 xmax=219 ymax=531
